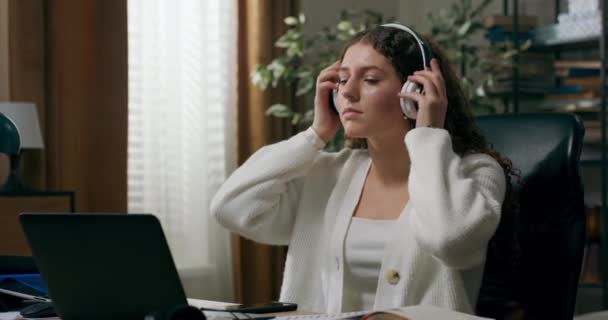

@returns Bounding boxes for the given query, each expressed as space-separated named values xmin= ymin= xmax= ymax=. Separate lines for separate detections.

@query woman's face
xmin=336 ymin=42 xmax=409 ymax=140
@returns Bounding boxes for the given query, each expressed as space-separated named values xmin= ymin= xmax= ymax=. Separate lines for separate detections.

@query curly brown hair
xmin=339 ymin=25 xmax=520 ymax=268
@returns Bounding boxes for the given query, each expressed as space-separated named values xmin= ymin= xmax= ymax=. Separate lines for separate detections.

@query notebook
xmin=19 ymin=213 xmax=191 ymax=320
xmin=274 ymin=305 xmax=491 ymax=320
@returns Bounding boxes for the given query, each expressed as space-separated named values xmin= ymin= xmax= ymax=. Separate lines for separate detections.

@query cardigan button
xmin=385 ymin=269 xmax=400 ymax=285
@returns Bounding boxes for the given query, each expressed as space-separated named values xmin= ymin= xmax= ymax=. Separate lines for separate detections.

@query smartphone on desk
xmin=202 ymin=301 xmax=297 ymax=314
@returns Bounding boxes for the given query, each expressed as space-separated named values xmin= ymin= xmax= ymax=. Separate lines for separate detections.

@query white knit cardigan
xmin=211 ymin=127 xmax=506 ymax=314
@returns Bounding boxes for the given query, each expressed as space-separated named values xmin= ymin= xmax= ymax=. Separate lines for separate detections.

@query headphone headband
xmin=329 ymin=23 xmax=434 ymax=119
xmin=380 ymin=23 xmax=433 ymax=69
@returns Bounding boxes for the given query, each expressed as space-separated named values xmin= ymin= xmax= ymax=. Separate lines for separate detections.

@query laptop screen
xmin=20 ymin=213 xmax=188 ymax=320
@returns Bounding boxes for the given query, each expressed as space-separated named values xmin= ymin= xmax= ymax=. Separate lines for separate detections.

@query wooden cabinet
xmin=0 ymin=192 xmax=74 ymax=256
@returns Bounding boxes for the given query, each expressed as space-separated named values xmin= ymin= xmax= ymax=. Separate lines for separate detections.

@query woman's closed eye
xmin=337 ymin=76 xmax=380 ymax=87
xmin=338 ymin=78 xmax=379 ymax=85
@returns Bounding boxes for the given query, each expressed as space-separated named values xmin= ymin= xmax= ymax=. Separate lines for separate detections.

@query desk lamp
xmin=0 ymin=102 xmax=43 ymax=192
xmin=0 ymin=111 xmax=21 ymax=192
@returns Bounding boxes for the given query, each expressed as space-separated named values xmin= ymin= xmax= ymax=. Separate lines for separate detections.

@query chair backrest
xmin=475 ymin=113 xmax=586 ymax=320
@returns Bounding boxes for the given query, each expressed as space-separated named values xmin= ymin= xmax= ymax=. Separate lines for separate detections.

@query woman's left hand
xmin=398 ymin=58 xmax=448 ymax=128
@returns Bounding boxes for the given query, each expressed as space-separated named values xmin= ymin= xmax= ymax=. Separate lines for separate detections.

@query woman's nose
xmin=339 ymin=80 xmax=359 ymax=103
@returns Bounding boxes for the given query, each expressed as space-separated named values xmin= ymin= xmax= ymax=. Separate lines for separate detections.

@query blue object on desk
xmin=0 ymin=274 xmax=48 ymax=296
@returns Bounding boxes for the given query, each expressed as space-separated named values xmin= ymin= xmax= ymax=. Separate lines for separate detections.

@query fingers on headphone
xmin=319 ymin=80 xmax=337 ymax=89
xmin=430 ymin=58 xmax=440 ymax=70
xmin=320 ymin=61 xmax=340 ymax=76
xmin=407 ymin=74 xmax=438 ymax=96
xmin=414 ymin=68 xmax=447 ymax=96
xmin=318 ymin=69 xmax=339 ymax=85
xmin=424 ymin=60 xmax=446 ymax=87
xmin=318 ymin=81 xmax=338 ymax=96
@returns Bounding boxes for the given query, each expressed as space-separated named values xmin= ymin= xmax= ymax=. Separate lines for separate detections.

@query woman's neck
xmin=366 ymin=131 xmax=411 ymax=186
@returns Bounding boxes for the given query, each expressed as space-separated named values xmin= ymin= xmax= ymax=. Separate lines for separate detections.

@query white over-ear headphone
xmin=331 ymin=23 xmax=434 ymax=119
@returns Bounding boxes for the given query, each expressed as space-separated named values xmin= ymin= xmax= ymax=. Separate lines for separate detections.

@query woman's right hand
xmin=312 ymin=61 xmax=341 ymax=143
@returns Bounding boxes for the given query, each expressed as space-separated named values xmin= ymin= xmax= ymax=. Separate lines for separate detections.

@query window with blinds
xmin=127 ymin=0 xmax=236 ymax=300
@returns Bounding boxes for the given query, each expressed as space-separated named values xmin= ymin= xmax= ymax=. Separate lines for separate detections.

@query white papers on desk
xmin=274 ymin=305 xmax=492 ymax=320
xmin=275 ymin=311 xmax=367 ymax=320
xmin=187 ymin=298 xmax=240 ymax=310
xmin=0 ymin=311 xmax=59 ymax=320
xmin=0 ymin=312 xmax=19 ymax=320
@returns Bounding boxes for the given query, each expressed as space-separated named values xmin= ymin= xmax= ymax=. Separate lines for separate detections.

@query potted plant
xmin=251 ymin=1 xmax=526 ymax=149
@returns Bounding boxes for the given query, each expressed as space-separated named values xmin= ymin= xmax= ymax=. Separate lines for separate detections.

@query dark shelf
xmin=580 ymin=149 xmax=606 ymax=166
xmin=530 ymin=35 xmax=600 ymax=51
xmin=486 ymin=91 xmax=547 ymax=98
xmin=504 ymin=0 xmax=608 ymax=307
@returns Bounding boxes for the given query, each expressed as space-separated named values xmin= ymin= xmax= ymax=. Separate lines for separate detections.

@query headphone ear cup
xmin=400 ymin=80 xmax=420 ymax=119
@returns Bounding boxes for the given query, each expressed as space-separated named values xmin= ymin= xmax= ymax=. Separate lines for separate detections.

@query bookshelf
xmin=502 ymin=0 xmax=608 ymax=309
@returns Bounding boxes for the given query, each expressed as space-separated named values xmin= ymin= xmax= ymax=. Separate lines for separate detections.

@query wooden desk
xmin=0 ymin=191 xmax=74 ymax=256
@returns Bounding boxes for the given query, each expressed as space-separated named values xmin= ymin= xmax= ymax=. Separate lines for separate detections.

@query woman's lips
xmin=342 ymin=108 xmax=362 ymax=119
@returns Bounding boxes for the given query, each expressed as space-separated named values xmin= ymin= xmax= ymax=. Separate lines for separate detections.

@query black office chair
xmin=475 ymin=113 xmax=586 ymax=320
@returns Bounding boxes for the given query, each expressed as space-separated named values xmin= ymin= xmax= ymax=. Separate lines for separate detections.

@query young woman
xmin=211 ymin=25 xmax=516 ymax=315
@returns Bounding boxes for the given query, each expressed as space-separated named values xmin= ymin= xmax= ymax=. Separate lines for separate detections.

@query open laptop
xmin=19 ymin=213 xmax=189 ymax=320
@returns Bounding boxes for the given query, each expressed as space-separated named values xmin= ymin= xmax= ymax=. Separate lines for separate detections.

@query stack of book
xmin=482 ymin=15 xmax=556 ymax=95
xmin=487 ymin=52 xmax=555 ymax=95
xmin=540 ymin=60 xmax=602 ymax=151
xmin=483 ymin=15 xmax=537 ymax=45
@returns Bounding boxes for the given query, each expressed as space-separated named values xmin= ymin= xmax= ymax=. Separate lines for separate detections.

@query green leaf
xmin=275 ymin=37 xmax=291 ymax=48
xmin=502 ymin=50 xmax=517 ymax=59
xmin=296 ymin=69 xmax=313 ymax=78
xmin=267 ymin=60 xmax=286 ymax=87
xmin=250 ymin=64 xmax=272 ymax=90
xmin=302 ymin=109 xmax=314 ymax=124
xmin=296 ymin=76 xmax=314 ymax=96
xmin=275 ymin=29 xmax=302 ymax=48
xmin=284 ymin=16 xmax=298 ymax=26
xmin=290 ymin=39 xmax=306 ymax=57
xmin=266 ymin=104 xmax=293 ymax=118
xmin=457 ymin=20 xmax=472 ymax=36
xmin=460 ymin=77 xmax=471 ymax=92
xmin=486 ymin=76 xmax=495 ymax=87
xmin=337 ymin=31 xmax=351 ymax=41
xmin=337 ymin=21 xmax=352 ymax=31
xmin=291 ymin=113 xmax=302 ymax=125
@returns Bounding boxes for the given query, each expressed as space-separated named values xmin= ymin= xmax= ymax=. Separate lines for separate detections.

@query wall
xmin=301 ymin=0 xmax=567 ymax=46
xmin=0 ymin=0 xmax=127 ymax=213
xmin=301 ymin=0 xmax=399 ymax=36
xmin=397 ymin=0 xmax=564 ymax=34
xmin=0 ymin=0 xmax=9 ymax=101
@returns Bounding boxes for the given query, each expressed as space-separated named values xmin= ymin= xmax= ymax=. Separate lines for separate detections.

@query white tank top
xmin=342 ymin=217 xmax=395 ymax=312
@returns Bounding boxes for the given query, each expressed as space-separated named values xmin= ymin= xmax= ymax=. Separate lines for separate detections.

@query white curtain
xmin=127 ymin=0 xmax=237 ymax=301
